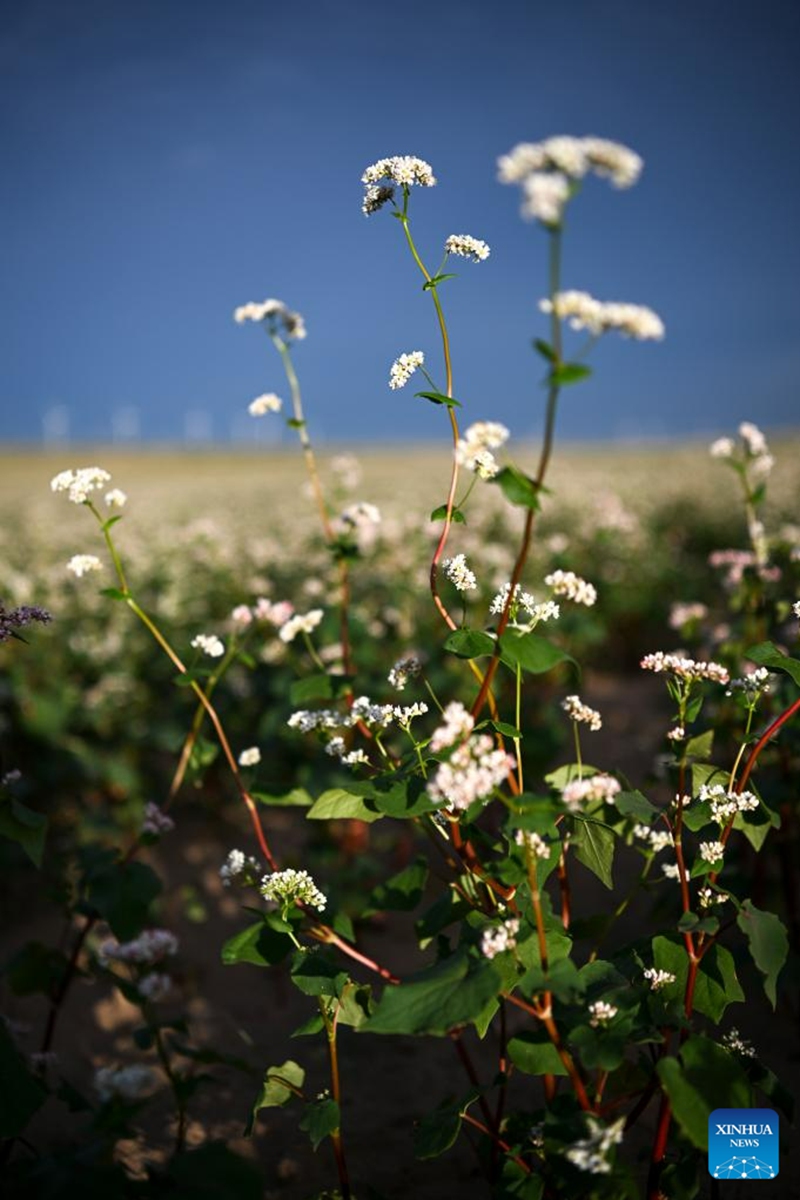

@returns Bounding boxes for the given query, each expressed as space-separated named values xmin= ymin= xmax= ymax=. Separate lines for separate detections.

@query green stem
xmin=318 ymin=999 xmax=351 ymax=1200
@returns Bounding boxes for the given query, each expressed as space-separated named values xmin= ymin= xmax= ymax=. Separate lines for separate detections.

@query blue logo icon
xmin=708 ymin=1108 xmax=779 ymax=1180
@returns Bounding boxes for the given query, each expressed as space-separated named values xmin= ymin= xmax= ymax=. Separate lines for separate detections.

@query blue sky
xmin=2 ymin=0 xmax=799 ymax=444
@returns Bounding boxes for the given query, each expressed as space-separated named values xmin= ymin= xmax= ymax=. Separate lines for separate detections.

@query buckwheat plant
xmin=4 ymin=135 xmax=795 ymax=1200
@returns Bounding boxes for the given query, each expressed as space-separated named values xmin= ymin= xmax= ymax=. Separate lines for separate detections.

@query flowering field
xmin=2 ymin=137 xmax=800 ymax=1200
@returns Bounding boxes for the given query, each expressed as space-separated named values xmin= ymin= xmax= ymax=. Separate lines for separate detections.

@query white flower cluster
xmin=51 ymin=466 xmax=112 ymax=504
xmin=455 ymin=420 xmax=509 ymax=479
xmin=490 ymin=582 xmax=559 ymax=628
xmin=341 ymin=501 xmax=381 ymax=528
xmin=362 ymin=184 xmax=395 ymax=215
xmin=191 ymin=632 xmax=225 ymax=658
xmin=561 ymin=694 xmax=602 ymax=731
xmin=726 ymin=666 xmax=770 ymax=699
xmin=498 ymin=136 xmax=642 ymax=187
xmin=94 ymin=1064 xmax=157 ymax=1104
xmin=445 ymin=233 xmax=490 ymax=261
xmin=669 ymin=601 xmax=708 ymax=629
xmin=588 ymin=1000 xmax=618 ymax=1027
xmin=699 ymin=840 xmax=725 ymax=864
xmin=66 ymin=554 xmax=103 ymax=578
xmin=539 ymin=291 xmax=664 ymax=341
xmin=105 ymin=488 xmax=127 ymax=508
xmin=666 ymin=726 xmax=685 ymax=742
xmin=661 ymin=863 xmax=681 ymax=880
xmin=141 ymin=802 xmax=175 ymax=837
xmin=565 ymin=1115 xmax=625 ymax=1175
xmin=279 ymin=609 xmax=323 ymax=644
xmin=698 ymin=885 xmax=726 ymax=908
xmin=238 ymin=746 xmax=261 ymax=767
xmin=98 ymin=929 xmax=178 ymax=967
xmin=233 ymin=298 xmax=306 ymax=340
xmin=643 ymin=967 xmax=676 ymax=991
xmin=261 ymin=868 xmax=326 ymax=912
xmin=138 ymin=972 xmax=172 ymax=1002
xmin=640 ymin=652 xmax=729 ymax=684
xmin=389 ymin=350 xmax=425 ymax=390
xmin=387 ymin=656 xmax=421 ymax=691
xmin=220 ymin=848 xmax=262 ymax=887
xmin=481 ymin=917 xmax=519 ymax=960
xmin=633 ymin=824 xmax=674 ymax=853
xmin=699 ymin=783 xmax=759 ymax=824
xmin=544 ymin=569 xmax=597 ymax=606
xmin=393 ymin=701 xmax=429 ymax=726
xmin=709 ymin=422 xmax=774 ymax=478
xmin=561 ymin=773 xmax=620 ymax=812
xmin=498 ymin=135 xmax=642 ymax=225
xmin=515 ymin=829 xmax=551 ymax=860
xmin=253 ymin=597 xmax=294 ymax=627
xmin=722 ymin=1028 xmax=757 ymax=1059
xmin=429 ymin=701 xmax=474 ymax=753
xmin=793 ymin=600 xmax=800 ymax=619
xmin=248 ymin=393 xmax=283 ymax=416
xmin=427 ymin=734 xmax=514 ymax=813
xmin=362 ymin=155 xmax=436 ymax=189
xmin=443 ymin=553 xmax=477 ymax=592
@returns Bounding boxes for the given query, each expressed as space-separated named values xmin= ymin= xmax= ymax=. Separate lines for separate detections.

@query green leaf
xmin=487 ymin=720 xmax=522 ymax=739
xmin=336 ymin=983 xmax=373 ymax=1029
xmin=300 ymin=1098 xmax=340 ymax=1149
xmin=652 ymin=936 xmax=744 ymax=1021
xmin=253 ymin=787 xmax=313 ymax=808
xmin=415 ymin=887 xmax=472 ymax=949
xmin=430 ymin=504 xmax=465 ymax=524
xmin=532 ymin=337 xmax=556 ymax=362
xmin=570 ymin=817 xmax=615 ymax=888
xmin=289 ymin=674 xmax=334 ymax=705
xmin=499 ymin=631 xmax=575 ymax=676
xmin=415 ymin=390 xmax=462 ymax=409
xmin=246 ymin=1060 xmax=305 ymax=1135
xmin=101 ymin=515 xmax=123 ymax=532
xmin=737 ymin=900 xmax=788 ymax=1008
xmin=746 ymin=641 xmax=800 ymax=687
xmin=549 ymin=362 xmax=592 ymax=386
xmin=99 ymin=586 xmax=128 ymax=601
xmin=544 ymin=763 xmax=601 ymax=790
xmin=0 ymin=1020 xmax=47 ymax=1136
xmin=290 ymin=949 xmax=349 ymax=998
xmin=5 ymin=941 xmax=69 ymax=996
xmin=306 ymin=787 xmax=382 ymax=823
xmin=614 ymin=790 xmax=658 ymax=821
xmin=364 ymin=951 xmax=500 ymax=1036
xmin=508 ymin=1030 xmax=568 ymax=1076
xmin=364 ymin=858 xmax=429 ymax=917
xmin=86 ymin=860 xmax=162 ymax=940
xmin=444 ymin=629 xmax=495 ymax=659
xmin=414 ymin=1091 xmax=479 ymax=1159
xmin=685 ymin=729 xmax=714 ymax=761
xmin=657 ymin=1036 xmax=751 ymax=1149
xmin=221 ymin=918 xmax=295 ymax=968
xmin=492 ymin=465 xmax=540 ymax=510
xmin=164 ymin=1143 xmax=264 ymax=1200
xmin=348 ymin=775 xmax=440 ymax=818
xmin=423 ymin=273 xmax=457 ymax=289
xmin=286 ymin=417 xmax=306 ymax=429
xmin=0 ymin=798 xmax=47 ymax=867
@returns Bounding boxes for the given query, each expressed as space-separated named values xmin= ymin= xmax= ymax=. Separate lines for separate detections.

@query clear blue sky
xmin=2 ymin=0 xmax=799 ymax=444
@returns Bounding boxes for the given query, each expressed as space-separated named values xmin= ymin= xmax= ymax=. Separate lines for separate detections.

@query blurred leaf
xmin=86 ymin=861 xmax=162 ymax=940
xmin=364 ymin=858 xmax=428 ymax=916
xmin=5 ymin=941 xmax=69 ymax=996
xmin=253 ymin=787 xmax=313 ymax=808
xmin=307 ymin=787 xmax=382 ymax=823
xmin=444 ymin=629 xmax=495 ymax=659
xmin=349 ymin=775 xmax=439 ymax=817
xmin=414 ymin=1091 xmax=478 ymax=1159
xmin=0 ymin=798 xmax=47 ymax=866
xmin=746 ymin=642 xmax=800 ymax=687
xmin=549 ymin=362 xmax=592 ymax=386
xmin=0 ymin=1020 xmax=47 ymax=1137
xmin=290 ymin=674 xmax=333 ymax=705
xmin=737 ymin=901 xmax=788 ymax=1008
xmin=422 ymin=273 xmax=457 ymax=290
xmin=614 ymin=790 xmax=658 ymax=821
xmin=685 ymin=730 xmax=714 ymax=761
xmin=532 ymin=337 xmax=556 ymax=362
